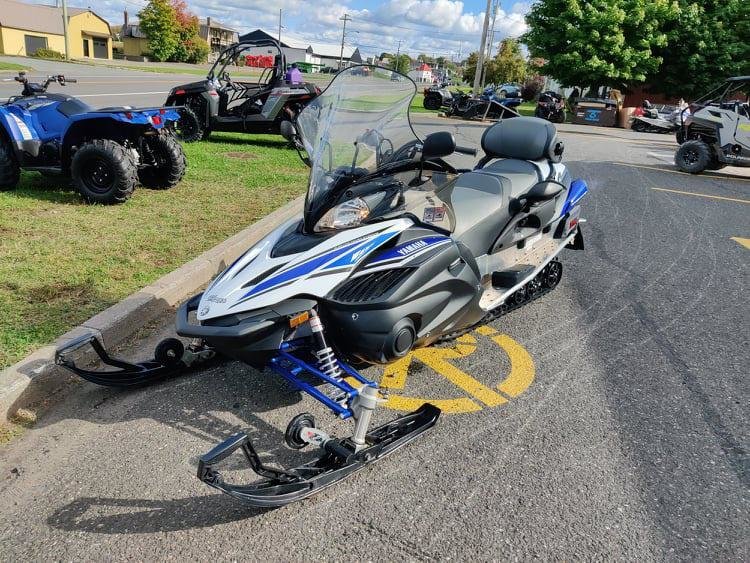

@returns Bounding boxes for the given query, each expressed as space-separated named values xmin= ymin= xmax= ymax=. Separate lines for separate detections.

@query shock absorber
xmin=308 ymin=310 xmax=346 ymax=401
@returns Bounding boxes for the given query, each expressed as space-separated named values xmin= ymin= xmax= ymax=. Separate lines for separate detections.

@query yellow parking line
xmin=493 ymin=335 xmax=535 ymax=397
xmin=731 ymin=237 xmax=750 ymax=250
xmin=418 ymin=347 xmax=508 ymax=407
xmin=612 ymin=162 xmax=750 ymax=183
xmin=651 ymin=187 xmax=750 ymax=204
xmin=384 ymin=395 xmax=482 ymax=414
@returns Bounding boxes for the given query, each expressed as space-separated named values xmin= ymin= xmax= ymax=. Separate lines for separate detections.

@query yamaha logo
xmin=396 ymin=240 xmax=428 ymax=256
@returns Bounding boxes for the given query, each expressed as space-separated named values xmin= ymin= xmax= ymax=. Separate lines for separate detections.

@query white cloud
xmin=75 ymin=0 xmax=531 ymax=61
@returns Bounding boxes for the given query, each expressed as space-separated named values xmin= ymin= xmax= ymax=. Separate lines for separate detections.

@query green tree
xmin=522 ymin=0 xmax=679 ymax=88
xmin=462 ymin=51 xmax=479 ymax=83
xmin=393 ymin=54 xmax=411 ymax=75
xmin=486 ymin=38 xmax=526 ymax=84
xmin=649 ymin=0 xmax=750 ymax=98
xmin=138 ymin=0 xmax=179 ymax=62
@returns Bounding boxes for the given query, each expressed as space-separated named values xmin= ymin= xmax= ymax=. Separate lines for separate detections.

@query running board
xmin=479 ymin=231 xmax=576 ymax=311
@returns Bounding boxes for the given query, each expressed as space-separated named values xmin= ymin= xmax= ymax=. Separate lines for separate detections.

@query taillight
xmin=159 ymin=108 xmax=165 ymax=115
xmin=151 ymin=115 xmax=162 ymax=126
xmin=124 ymin=112 xmax=132 ymax=120
xmin=174 ymin=89 xmax=185 ymax=95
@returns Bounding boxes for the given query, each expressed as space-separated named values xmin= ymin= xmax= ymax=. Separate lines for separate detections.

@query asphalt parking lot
xmin=1 ymin=63 xmax=749 ymax=560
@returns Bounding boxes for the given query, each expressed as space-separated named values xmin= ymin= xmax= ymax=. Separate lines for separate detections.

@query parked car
xmin=0 ymin=72 xmax=185 ymax=204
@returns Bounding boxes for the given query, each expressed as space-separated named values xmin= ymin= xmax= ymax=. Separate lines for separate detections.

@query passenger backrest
xmin=481 ymin=116 xmax=564 ymax=163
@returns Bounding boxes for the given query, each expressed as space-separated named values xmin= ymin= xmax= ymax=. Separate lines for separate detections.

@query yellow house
xmin=0 ymin=0 xmax=112 ymax=59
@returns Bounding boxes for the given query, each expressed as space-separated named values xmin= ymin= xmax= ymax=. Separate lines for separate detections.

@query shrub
xmin=185 ymin=37 xmax=210 ymax=64
xmin=33 ymin=48 xmax=65 ymax=60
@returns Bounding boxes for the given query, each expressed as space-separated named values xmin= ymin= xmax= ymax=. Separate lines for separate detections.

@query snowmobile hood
xmin=197 ymin=217 xmax=414 ymax=321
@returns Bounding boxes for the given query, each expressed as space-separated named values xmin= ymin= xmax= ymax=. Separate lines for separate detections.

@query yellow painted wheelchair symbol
xmin=377 ymin=325 xmax=535 ymax=414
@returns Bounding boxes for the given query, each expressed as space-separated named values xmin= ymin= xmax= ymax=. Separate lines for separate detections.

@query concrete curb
xmin=0 ymin=196 xmax=304 ymax=423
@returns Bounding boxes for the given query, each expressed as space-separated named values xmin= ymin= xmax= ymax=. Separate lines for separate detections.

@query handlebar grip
xmin=66 ymin=79 xmax=78 ymax=83
xmin=455 ymin=145 xmax=477 ymax=156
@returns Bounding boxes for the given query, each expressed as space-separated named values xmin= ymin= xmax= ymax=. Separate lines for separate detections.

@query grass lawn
xmin=0 ymin=62 xmax=31 ymax=71
xmin=0 ymin=133 xmax=308 ymax=369
xmin=517 ymin=101 xmax=536 ymax=117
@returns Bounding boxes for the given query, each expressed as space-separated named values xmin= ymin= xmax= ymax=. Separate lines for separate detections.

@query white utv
xmin=675 ymin=76 xmax=750 ymax=174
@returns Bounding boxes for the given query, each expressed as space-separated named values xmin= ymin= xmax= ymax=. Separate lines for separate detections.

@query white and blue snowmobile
xmin=57 ymin=65 xmax=588 ymax=507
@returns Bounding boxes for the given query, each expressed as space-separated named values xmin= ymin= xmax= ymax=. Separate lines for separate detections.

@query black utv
xmin=165 ymin=39 xmax=320 ymax=142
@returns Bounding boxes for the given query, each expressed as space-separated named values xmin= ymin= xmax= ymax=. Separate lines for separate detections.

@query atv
xmin=166 ymin=39 xmax=320 ymax=143
xmin=0 ymin=72 xmax=185 ymax=204
xmin=675 ymin=76 xmax=750 ymax=173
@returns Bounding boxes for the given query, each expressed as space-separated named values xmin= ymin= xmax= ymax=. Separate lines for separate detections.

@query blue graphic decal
xmin=584 ymin=109 xmax=601 ymax=122
xmin=324 ymin=231 xmax=400 ymax=269
xmin=367 ymin=236 xmax=451 ymax=264
xmin=240 ymin=240 xmax=362 ymax=300
xmin=561 ymin=179 xmax=588 ymax=216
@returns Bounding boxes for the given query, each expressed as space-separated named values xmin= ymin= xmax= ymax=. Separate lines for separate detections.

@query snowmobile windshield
xmin=297 ymin=65 xmax=419 ymax=229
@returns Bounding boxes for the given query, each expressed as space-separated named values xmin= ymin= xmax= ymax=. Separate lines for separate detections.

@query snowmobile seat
xmin=477 ymin=116 xmax=564 ymax=198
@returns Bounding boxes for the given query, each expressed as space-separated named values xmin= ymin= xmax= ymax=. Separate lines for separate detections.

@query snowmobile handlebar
xmin=455 ymin=145 xmax=477 ymax=156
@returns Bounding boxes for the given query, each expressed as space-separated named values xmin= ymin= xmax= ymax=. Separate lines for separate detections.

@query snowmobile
xmin=56 ymin=65 xmax=588 ymax=507
xmin=630 ymin=100 xmax=683 ymax=134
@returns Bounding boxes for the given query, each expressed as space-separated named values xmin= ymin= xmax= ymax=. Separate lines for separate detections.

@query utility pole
xmin=472 ymin=0 xmax=492 ymax=94
xmin=338 ymin=13 xmax=352 ymax=69
xmin=481 ymin=0 xmax=499 ymax=86
xmin=61 ymin=0 xmax=70 ymax=60
xmin=394 ymin=39 xmax=403 ymax=72
xmin=278 ymin=9 xmax=282 ymax=42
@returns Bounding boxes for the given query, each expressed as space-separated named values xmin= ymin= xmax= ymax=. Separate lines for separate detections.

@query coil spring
xmin=316 ymin=346 xmax=342 ymax=379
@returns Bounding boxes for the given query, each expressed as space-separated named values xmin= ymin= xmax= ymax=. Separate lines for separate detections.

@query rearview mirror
xmin=525 ymin=181 xmax=565 ymax=202
xmin=422 ymin=131 xmax=456 ymax=160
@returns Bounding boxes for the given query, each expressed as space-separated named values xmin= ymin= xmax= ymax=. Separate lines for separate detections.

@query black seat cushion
xmin=56 ymin=98 xmax=93 ymax=117
xmin=481 ymin=116 xmax=563 ymax=162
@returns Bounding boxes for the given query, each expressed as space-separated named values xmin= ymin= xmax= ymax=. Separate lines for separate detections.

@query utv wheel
xmin=707 ymin=158 xmax=727 ymax=171
xmin=138 ymin=135 xmax=187 ymax=189
xmin=675 ymin=140 xmax=710 ymax=174
xmin=0 ymin=141 xmax=20 ymax=191
xmin=154 ymin=338 xmax=185 ymax=366
xmin=285 ymin=413 xmax=316 ymax=450
xmin=71 ymin=139 xmax=137 ymax=204
xmin=175 ymin=106 xmax=204 ymax=143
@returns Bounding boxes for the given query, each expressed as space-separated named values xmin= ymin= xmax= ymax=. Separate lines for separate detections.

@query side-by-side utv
xmin=165 ymin=39 xmax=320 ymax=142
xmin=675 ymin=76 xmax=750 ymax=174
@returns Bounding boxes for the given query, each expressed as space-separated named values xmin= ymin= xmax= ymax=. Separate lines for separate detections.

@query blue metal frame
xmin=269 ymin=342 xmax=377 ymax=419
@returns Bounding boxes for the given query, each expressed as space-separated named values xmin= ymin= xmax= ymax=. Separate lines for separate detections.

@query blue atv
xmin=0 ymin=72 xmax=186 ymax=204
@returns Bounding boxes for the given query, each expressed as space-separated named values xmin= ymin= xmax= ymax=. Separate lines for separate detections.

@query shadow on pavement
xmin=47 ymin=493 xmax=272 ymax=532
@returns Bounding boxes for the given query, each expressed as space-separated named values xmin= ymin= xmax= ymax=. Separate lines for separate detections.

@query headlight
xmin=314 ymin=198 xmax=370 ymax=232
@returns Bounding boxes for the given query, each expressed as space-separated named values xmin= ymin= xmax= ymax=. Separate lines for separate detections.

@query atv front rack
xmin=198 ymin=403 xmax=440 ymax=507
xmin=55 ymin=333 xmax=217 ymax=388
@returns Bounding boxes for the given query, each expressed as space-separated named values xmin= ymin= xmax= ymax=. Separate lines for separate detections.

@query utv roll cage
xmin=207 ymin=39 xmax=287 ymax=87
xmin=681 ymin=76 xmax=750 ymax=126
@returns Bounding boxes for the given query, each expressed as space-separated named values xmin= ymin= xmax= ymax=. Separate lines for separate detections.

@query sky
xmin=54 ymin=0 xmax=532 ymax=61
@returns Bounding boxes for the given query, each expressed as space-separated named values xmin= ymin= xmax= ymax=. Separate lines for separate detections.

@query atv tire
xmin=551 ymin=110 xmax=566 ymax=124
xmin=175 ymin=106 xmax=204 ymax=143
xmin=0 ymin=140 xmax=20 ymax=191
xmin=423 ymin=94 xmax=442 ymax=110
xmin=71 ymin=139 xmax=137 ymax=204
xmin=138 ymin=134 xmax=186 ymax=189
xmin=675 ymin=140 xmax=710 ymax=174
